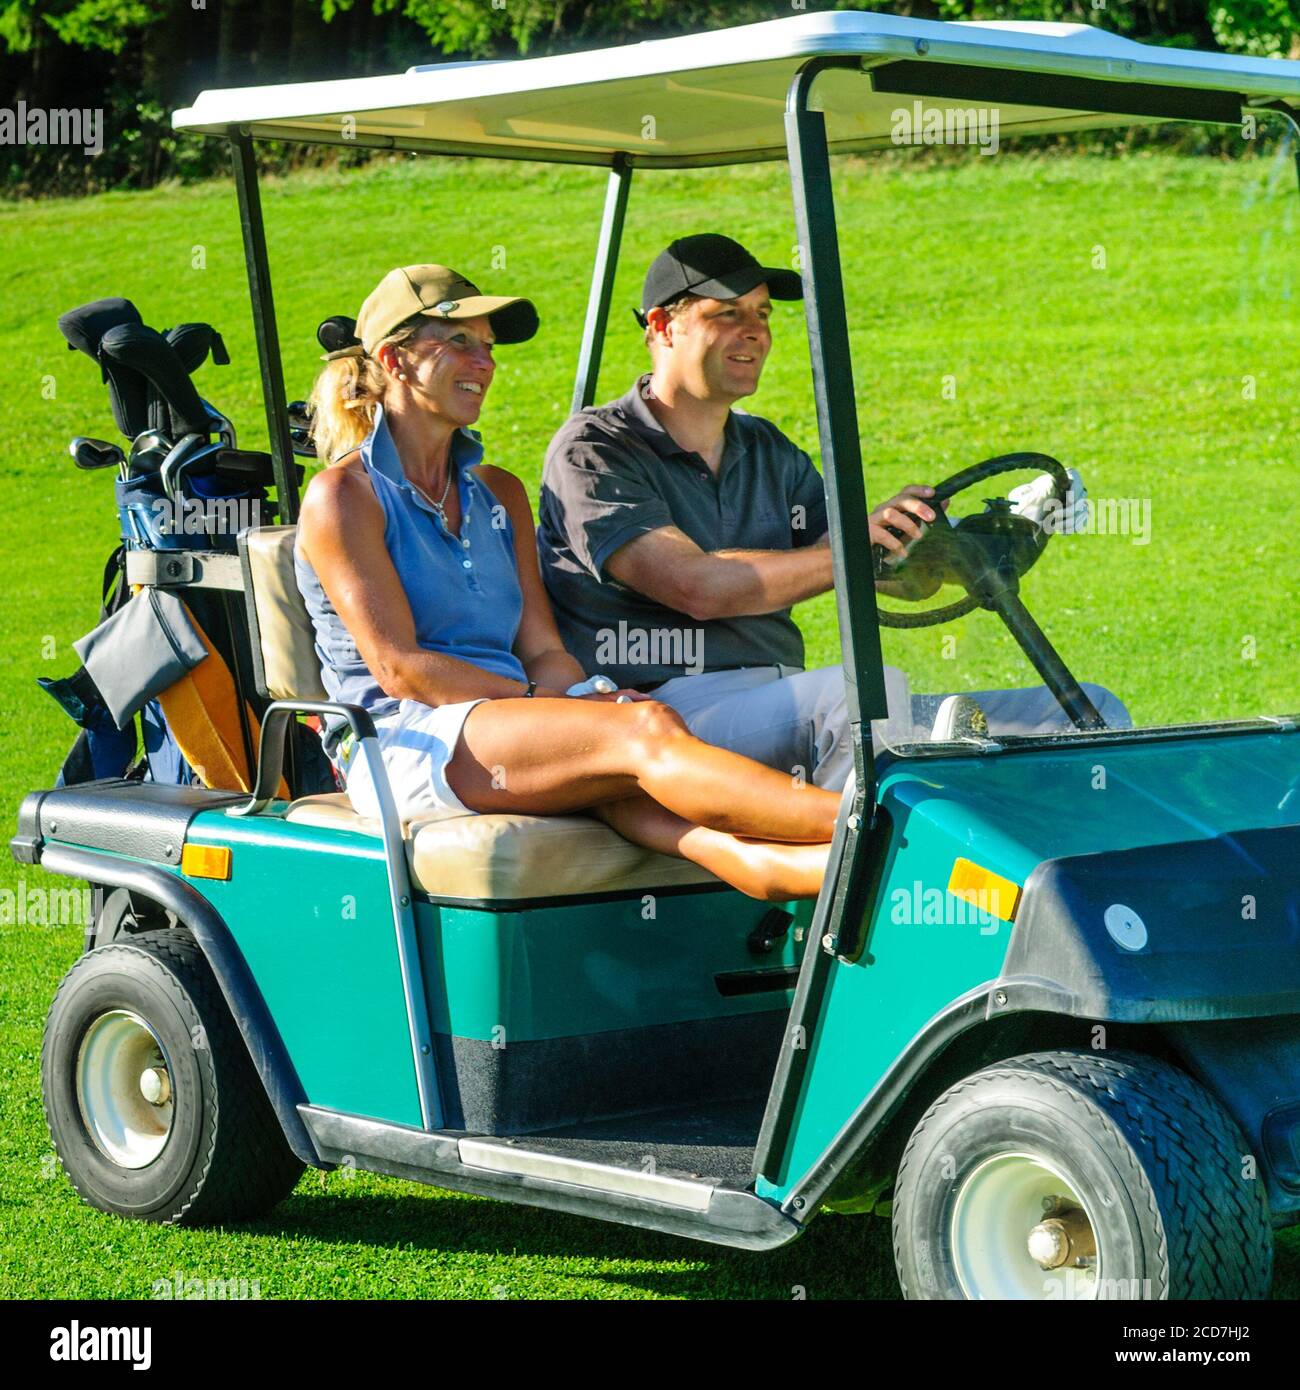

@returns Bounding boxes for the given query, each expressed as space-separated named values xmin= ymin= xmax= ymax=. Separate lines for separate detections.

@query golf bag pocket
xmin=74 ymin=588 xmax=208 ymax=730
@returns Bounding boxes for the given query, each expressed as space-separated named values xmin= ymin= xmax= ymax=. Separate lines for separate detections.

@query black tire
xmin=892 ymin=1048 xmax=1272 ymax=1300
xmin=42 ymin=929 xmax=304 ymax=1224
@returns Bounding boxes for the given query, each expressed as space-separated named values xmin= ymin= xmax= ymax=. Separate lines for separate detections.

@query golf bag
xmin=45 ymin=297 xmax=333 ymax=794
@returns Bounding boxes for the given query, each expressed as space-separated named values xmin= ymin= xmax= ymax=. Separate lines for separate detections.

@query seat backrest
xmin=238 ymin=525 xmax=328 ymax=702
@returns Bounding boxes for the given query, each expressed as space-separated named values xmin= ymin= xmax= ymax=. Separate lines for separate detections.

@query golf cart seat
xmin=282 ymin=793 xmax=715 ymax=901
xmin=238 ymin=525 xmax=718 ymax=901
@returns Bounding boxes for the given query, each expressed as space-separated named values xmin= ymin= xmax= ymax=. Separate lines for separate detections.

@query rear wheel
xmin=891 ymin=1049 xmax=1272 ymax=1300
xmin=42 ymin=929 xmax=304 ymax=1224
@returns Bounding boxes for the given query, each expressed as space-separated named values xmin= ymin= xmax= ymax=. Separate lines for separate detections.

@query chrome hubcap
xmin=76 ymin=1010 xmax=175 ymax=1168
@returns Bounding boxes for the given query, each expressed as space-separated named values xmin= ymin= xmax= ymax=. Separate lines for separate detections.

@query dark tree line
xmin=2 ymin=0 xmax=1293 ymax=195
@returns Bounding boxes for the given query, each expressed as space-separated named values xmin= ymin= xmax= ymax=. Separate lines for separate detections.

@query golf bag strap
xmin=102 ymin=543 xmax=131 ymax=617
xmin=154 ymin=600 xmax=289 ymax=799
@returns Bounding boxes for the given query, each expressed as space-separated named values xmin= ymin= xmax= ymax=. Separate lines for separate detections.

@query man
xmin=537 ymin=234 xmax=1127 ymax=789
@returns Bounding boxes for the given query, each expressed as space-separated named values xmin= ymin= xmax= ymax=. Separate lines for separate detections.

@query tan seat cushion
xmin=284 ymin=793 xmax=719 ymax=902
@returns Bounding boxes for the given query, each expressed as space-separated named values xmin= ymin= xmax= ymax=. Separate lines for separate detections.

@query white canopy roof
xmin=172 ymin=11 xmax=1300 ymax=167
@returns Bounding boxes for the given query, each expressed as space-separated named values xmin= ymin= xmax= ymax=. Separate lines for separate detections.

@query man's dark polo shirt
xmin=537 ymin=375 xmax=829 ymax=688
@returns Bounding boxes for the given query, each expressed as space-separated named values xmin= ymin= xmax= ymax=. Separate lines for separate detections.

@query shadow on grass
xmin=241 ymin=1188 xmax=900 ymax=1300
xmin=235 ymin=1186 xmax=1300 ymax=1300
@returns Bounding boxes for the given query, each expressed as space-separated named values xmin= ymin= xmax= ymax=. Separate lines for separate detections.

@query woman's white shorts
xmin=338 ymin=698 xmax=487 ymax=823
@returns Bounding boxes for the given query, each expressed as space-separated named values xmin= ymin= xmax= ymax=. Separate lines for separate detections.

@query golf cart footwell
xmin=470 ymin=1094 xmax=766 ymax=1190
xmin=299 ymin=1094 xmax=797 ymax=1250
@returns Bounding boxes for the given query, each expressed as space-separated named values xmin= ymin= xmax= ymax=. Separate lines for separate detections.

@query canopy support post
xmin=752 ymin=58 xmax=889 ymax=1194
xmin=572 ymin=155 xmax=633 ymax=413
xmin=230 ymin=128 xmax=299 ymax=524
xmin=784 ymin=60 xmax=887 ymax=794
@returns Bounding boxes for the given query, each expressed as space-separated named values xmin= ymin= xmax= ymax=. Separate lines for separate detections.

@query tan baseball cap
xmin=354 ymin=264 xmax=539 ymax=355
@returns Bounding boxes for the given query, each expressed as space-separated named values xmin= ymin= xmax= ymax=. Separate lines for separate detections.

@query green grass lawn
xmin=2 ymin=137 xmax=1299 ymax=1298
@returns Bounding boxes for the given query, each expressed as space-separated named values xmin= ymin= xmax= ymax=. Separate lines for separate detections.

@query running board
xmin=457 ymin=1137 xmax=714 ymax=1210
xmin=299 ymin=1106 xmax=801 ymax=1251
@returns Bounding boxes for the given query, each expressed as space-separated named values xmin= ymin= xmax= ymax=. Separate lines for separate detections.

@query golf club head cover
xmin=57 ymin=296 xmax=142 ymax=358
xmin=99 ymin=322 xmax=210 ymax=440
xmin=318 ymin=315 xmax=362 ymax=359
xmin=57 ymin=297 xmax=149 ymax=438
xmin=165 ymin=322 xmax=230 ymax=374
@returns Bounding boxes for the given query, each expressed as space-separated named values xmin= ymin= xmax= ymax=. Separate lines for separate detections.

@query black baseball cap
xmin=636 ymin=234 xmax=803 ymax=327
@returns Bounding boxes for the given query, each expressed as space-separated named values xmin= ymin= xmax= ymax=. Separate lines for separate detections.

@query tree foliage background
xmin=2 ymin=0 xmax=1297 ymax=195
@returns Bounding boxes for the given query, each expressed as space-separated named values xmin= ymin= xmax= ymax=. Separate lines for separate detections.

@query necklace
xmin=409 ymin=467 xmax=454 ymax=528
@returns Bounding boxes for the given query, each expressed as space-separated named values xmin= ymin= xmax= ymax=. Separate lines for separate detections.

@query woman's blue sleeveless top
xmin=294 ymin=405 xmax=527 ymax=746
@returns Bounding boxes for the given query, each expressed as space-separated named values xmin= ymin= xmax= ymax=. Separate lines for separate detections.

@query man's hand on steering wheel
xmin=871 ymin=485 xmax=950 ymax=600
xmin=869 ymin=484 xmax=945 ymax=557
xmin=872 ymin=452 xmax=1077 ymax=627
xmin=865 ymin=453 xmax=1107 ymax=731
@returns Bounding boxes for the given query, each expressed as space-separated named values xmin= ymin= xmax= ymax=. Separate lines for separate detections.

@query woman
xmin=295 ymin=264 xmax=837 ymax=900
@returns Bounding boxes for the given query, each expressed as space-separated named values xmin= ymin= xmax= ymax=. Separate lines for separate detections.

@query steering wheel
xmin=873 ymin=452 xmax=1072 ymax=629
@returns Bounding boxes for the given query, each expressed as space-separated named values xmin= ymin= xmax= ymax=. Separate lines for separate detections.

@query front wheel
xmin=42 ymin=929 xmax=304 ymax=1224
xmin=891 ymin=1049 xmax=1272 ymax=1300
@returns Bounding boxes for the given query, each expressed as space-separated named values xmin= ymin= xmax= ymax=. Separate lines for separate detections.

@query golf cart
xmin=16 ymin=12 xmax=1300 ymax=1300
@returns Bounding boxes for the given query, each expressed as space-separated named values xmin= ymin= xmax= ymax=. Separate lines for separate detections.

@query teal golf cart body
xmin=17 ymin=12 xmax=1300 ymax=1298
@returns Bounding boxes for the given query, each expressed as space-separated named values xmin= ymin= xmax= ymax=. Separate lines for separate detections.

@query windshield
xmin=792 ymin=116 xmax=1300 ymax=754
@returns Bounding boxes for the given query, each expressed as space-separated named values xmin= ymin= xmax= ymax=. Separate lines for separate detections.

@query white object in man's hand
xmin=1007 ymin=467 xmax=1089 ymax=535
xmin=566 ymin=674 xmax=635 ymax=703
xmin=566 ymin=674 xmax=617 ymax=696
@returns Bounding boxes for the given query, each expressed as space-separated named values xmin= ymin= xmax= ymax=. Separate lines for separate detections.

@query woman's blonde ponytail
xmin=308 ymin=354 xmax=384 ymax=463
xmin=307 ymin=318 xmax=423 ymax=463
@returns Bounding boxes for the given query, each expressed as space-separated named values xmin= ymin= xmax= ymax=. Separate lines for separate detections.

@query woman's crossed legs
xmin=446 ymin=696 xmax=838 ymax=899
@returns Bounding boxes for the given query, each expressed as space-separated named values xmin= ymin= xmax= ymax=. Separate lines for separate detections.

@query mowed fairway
xmin=2 ymin=139 xmax=1298 ymax=1299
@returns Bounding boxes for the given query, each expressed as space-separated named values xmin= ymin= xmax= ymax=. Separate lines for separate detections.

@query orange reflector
xmin=181 ymin=843 xmax=232 ymax=881
xmin=948 ymin=857 xmax=1020 ymax=923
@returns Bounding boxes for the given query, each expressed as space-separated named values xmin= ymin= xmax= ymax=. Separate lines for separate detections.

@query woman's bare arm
xmin=297 ymin=461 xmax=537 ymax=705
